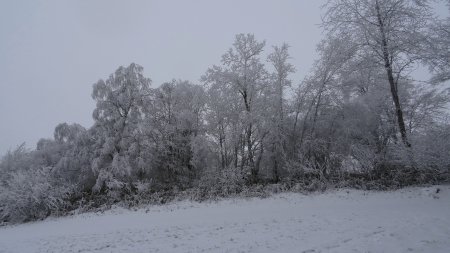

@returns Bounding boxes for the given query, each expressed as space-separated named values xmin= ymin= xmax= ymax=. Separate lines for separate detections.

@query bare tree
xmin=424 ymin=1 xmax=450 ymax=83
xmin=203 ymin=34 xmax=268 ymax=182
xmin=267 ymin=43 xmax=295 ymax=181
xmin=323 ymin=0 xmax=434 ymax=146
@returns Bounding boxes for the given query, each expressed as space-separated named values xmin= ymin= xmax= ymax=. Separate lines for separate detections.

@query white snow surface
xmin=1 ymin=185 xmax=449 ymax=253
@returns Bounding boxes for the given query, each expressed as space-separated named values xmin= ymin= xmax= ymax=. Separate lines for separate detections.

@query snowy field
xmin=1 ymin=185 xmax=449 ymax=253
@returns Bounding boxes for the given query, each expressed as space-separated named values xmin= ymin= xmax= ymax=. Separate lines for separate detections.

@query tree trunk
xmin=272 ymin=143 xmax=279 ymax=182
xmin=219 ymin=131 xmax=225 ymax=169
xmin=247 ymin=123 xmax=255 ymax=173
xmin=242 ymin=89 xmax=256 ymax=178
xmin=375 ymin=0 xmax=411 ymax=147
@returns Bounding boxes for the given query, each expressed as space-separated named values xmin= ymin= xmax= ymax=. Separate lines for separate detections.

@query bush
xmin=191 ymin=167 xmax=246 ymax=200
xmin=0 ymin=167 xmax=73 ymax=224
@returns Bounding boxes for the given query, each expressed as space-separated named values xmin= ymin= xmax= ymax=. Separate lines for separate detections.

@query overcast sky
xmin=0 ymin=0 xmax=447 ymax=155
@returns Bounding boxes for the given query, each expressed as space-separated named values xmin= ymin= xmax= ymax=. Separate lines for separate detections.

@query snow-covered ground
xmin=1 ymin=185 xmax=449 ymax=253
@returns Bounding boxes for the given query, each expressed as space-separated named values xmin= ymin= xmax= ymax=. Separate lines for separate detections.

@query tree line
xmin=1 ymin=0 xmax=449 ymax=224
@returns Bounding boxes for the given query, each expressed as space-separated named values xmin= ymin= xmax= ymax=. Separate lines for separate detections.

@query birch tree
xmin=91 ymin=63 xmax=152 ymax=192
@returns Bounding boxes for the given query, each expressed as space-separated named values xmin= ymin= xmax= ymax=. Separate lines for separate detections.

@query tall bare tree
xmin=323 ymin=0 xmax=434 ymax=147
xmin=203 ymin=34 xmax=268 ymax=181
xmin=267 ymin=43 xmax=295 ymax=181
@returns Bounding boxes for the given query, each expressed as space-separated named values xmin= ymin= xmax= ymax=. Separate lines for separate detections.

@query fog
xmin=0 ymin=0 xmax=326 ymax=154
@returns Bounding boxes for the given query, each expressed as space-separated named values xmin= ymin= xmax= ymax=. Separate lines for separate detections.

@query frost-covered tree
xmin=91 ymin=63 xmax=152 ymax=193
xmin=266 ymin=43 xmax=295 ymax=181
xmin=424 ymin=1 xmax=450 ymax=83
xmin=0 ymin=143 xmax=31 ymax=185
xmin=291 ymin=35 xmax=355 ymax=172
xmin=203 ymin=66 xmax=242 ymax=170
xmin=54 ymin=123 xmax=85 ymax=144
xmin=51 ymin=123 xmax=96 ymax=191
xmin=145 ymin=80 xmax=207 ymax=186
xmin=323 ymin=0 xmax=435 ymax=146
xmin=203 ymin=34 xmax=269 ymax=182
xmin=0 ymin=166 xmax=72 ymax=223
xmin=404 ymin=85 xmax=450 ymax=133
xmin=2 ymin=26 xmax=450 ymax=224
xmin=0 ymin=141 xmax=74 ymax=223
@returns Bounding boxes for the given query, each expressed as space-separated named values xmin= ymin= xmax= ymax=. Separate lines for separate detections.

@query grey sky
xmin=0 ymin=0 xmax=447 ymax=155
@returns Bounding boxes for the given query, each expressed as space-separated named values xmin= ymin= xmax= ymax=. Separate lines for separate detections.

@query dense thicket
xmin=1 ymin=0 xmax=449 ymax=224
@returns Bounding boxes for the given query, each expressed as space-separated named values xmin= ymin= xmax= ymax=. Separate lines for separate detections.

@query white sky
xmin=0 ymin=0 xmax=447 ymax=155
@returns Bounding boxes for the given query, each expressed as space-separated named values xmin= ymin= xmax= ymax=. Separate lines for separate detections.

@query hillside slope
xmin=1 ymin=185 xmax=449 ymax=253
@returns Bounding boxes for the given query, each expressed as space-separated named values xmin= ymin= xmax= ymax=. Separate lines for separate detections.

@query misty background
xmin=0 ymin=0 xmax=447 ymax=155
